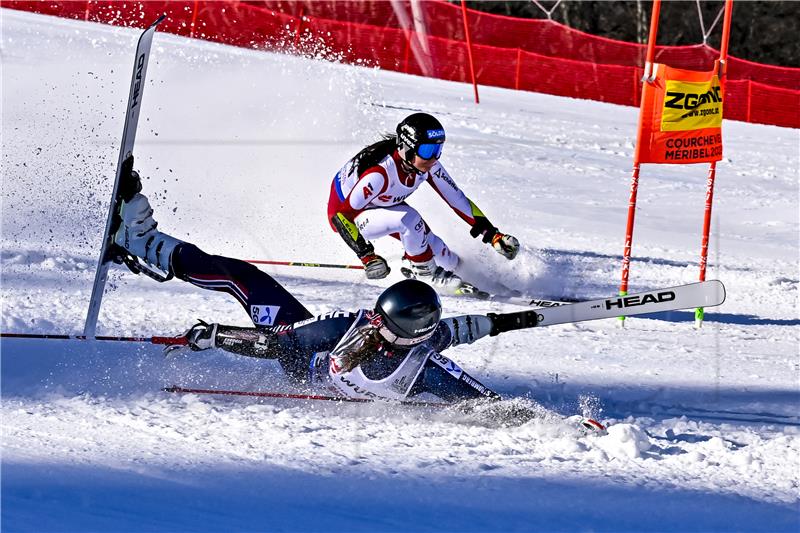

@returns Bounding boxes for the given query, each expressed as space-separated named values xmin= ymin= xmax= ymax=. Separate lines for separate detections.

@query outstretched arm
xmin=426 ymin=163 xmax=520 ymax=260
xmin=435 ymin=314 xmax=495 ymax=349
xmin=178 ymin=321 xmax=282 ymax=358
xmin=178 ymin=312 xmax=357 ymax=360
xmin=433 ymin=310 xmax=538 ymax=349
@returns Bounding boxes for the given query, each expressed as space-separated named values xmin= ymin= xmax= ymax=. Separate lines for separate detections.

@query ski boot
xmin=400 ymin=257 xmax=474 ymax=294
xmin=110 ymin=159 xmax=183 ymax=281
xmin=400 ymin=257 xmax=491 ymax=298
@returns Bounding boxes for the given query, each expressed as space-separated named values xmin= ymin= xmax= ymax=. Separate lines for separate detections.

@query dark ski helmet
xmin=375 ymin=279 xmax=442 ymax=346
xmin=396 ymin=113 xmax=446 ymax=164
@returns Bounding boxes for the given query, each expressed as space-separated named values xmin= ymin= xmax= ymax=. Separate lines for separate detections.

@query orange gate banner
xmin=638 ymin=63 xmax=724 ymax=164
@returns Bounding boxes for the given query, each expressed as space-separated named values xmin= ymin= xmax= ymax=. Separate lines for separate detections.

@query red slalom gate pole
xmin=696 ymin=162 xmax=717 ymax=326
xmin=460 ymin=0 xmax=480 ymax=104
xmin=696 ymin=0 xmax=732 ymax=327
xmin=0 ymin=332 xmax=187 ymax=346
xmin=618 ymin=0 xmax=661 ymax=326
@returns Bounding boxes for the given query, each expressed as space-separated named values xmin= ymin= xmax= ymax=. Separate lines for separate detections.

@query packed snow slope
xmin=2 ymin=9 xmax=799 ymax=533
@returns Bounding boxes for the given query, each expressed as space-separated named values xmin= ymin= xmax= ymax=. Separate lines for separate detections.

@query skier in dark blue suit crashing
xmin=112 ymin=167 xmax=502 ymax=404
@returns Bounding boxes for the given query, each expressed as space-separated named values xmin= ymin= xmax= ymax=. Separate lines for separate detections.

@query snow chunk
xmin=595 ymin=423 xmax=652 ymax=459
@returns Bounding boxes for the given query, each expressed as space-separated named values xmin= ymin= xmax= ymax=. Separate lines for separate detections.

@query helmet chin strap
xmin=397 ymin=151 xmax=425 ymax=175
xmin=394 ymin=145 xmax=425 ymax=175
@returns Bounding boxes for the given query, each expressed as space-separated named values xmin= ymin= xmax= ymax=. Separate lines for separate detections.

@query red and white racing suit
xmin=327 ymin=151 xmax=487 ymax=270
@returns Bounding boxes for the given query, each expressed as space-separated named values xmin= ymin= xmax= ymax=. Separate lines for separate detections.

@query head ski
xmin=83 ymin=15 xmax=166 ymax=338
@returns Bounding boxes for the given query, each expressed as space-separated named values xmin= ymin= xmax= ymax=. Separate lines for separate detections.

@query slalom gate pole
xmin=696 ymin=0 xmax=733 ymax=327
xmin=244 ymin=259 xmax=364 ymax=270
xmin=696 ymin=162 xmax=717 ymax=327
xmin=618 ymin=0 xmax=661 ymax=327
xmin=460 ymin=0 xmax=480 ymax=104
xmin=0 ymin=332 xmax=187 ymax=346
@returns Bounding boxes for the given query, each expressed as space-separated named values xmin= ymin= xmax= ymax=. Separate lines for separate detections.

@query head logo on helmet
xmin=396 ymin=113 xmax=446 ymax=167
xmin=374 ymin=279 xmax=442 ymax=346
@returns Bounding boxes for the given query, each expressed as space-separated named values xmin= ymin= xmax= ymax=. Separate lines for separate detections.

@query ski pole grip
xmin=487 ymin=310 xmax=539 ymax=336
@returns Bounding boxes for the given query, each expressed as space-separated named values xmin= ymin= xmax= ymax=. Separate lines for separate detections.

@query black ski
xmin=83 ymin=15 xmax=166 ymax=338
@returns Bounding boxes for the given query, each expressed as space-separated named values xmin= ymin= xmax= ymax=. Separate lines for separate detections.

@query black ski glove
xmin=469 ymin=216 xmax=498 ymax=244
xmin=117 ymin=155 xmax=142 ymax=203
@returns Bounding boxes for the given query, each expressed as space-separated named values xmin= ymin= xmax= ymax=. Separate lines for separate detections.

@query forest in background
xmin=461 ymin=1 xmax=799 ymax=67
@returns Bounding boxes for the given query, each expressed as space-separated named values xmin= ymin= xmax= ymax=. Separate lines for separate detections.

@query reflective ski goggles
xmin=416 ymin=142 xmax=444 ymax=161
xmin=378 ymin=324 xmax=436 ymax=346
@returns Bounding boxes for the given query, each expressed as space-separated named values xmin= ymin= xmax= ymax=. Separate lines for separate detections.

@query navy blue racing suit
xmin=171 ymin=242 xmax=500 ymax=402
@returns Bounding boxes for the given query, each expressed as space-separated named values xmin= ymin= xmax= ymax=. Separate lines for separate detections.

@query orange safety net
xmin=4 ymin=0 xmax=798 ymax=128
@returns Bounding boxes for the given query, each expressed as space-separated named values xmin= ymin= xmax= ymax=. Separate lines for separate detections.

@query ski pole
xmin=164 ymin=386 xmax=372 ymax=402
xmin=163 ymin=386 xmax=447 ymax=407
xmin=243 ymin=260 xmax=575 ymax=308
xmin=0 ymin=332 xmax=187 ymax=346
xmin=244 ymin=259 xmax=364 ymax=270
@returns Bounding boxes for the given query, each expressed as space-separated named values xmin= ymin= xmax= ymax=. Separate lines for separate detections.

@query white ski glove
xmin=361 ymin=254 xmax=390 ymax=280
xmin=491 ymin=233 xmax=520 ymax=260
xmin=470 ymin=216 xmax=520 ymax=260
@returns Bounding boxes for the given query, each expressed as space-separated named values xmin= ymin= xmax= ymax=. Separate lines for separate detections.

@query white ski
xmin=489 ymin=280 xmax=726 ymax=333
xmin=83 ymin=15 xmax=165 ymax=338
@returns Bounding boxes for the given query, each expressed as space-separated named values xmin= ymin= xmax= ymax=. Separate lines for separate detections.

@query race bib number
xmin=250 ymin=305 xmax=281 ymax=326
xmin=430 ymin=352 xmax=463 ymax=378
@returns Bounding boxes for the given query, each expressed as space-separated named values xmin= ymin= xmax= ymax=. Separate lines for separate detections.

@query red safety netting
xmin=4 ymin=0 xmax=798 ymax=128
xmin=248 ymin=1 xmax=800 ymax=91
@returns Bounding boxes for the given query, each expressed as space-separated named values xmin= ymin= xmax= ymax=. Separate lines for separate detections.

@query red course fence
xmin=5 ymin=0 xmax=799 ymax=128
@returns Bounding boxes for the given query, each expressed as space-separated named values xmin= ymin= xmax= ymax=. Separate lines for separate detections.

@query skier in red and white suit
xmin=327 ymin=113 xmax=520 ymax=289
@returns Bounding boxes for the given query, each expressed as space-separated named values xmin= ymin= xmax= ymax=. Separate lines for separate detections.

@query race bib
xmin=250 ymin=305 xmax=281 ymax=326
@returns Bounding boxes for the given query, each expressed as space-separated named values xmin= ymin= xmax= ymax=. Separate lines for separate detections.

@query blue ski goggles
xmin=416 ymin=142 xmax=444 ymax=160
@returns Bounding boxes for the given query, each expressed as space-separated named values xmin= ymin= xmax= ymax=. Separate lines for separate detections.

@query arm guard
xmin=331 ymin=212 xmax=374 ymax=259
xmin=213 ymin=325 xmax=281 ymax=359
xmin=442 ymin=315 xmax=494 ymax=347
